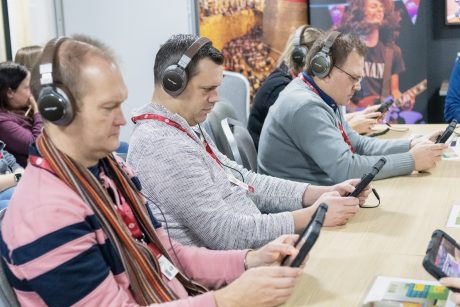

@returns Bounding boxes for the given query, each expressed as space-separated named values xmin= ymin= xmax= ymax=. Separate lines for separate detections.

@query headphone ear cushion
xmin=291 ymin=46 xmax=308 ymax=67
xmin=310 ymin=52 xmax=331 ymax=79
xmin=38 ymin=86 xmax=74 ymax=126
xmin=162 ymin=65 xmax=187 ymax=97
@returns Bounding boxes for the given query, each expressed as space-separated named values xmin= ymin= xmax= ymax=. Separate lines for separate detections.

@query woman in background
xmin=248 ymin=26 xmax=324 ymax=149
xmin=14 ymin=45 xmax=43 ymax=72
xmin=0 ymin=62 xmax=43 ymax=167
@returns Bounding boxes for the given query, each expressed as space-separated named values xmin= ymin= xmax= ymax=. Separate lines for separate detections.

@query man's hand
xmin=440 ymin=277 xmax=460 ymax=306
xmin=312 ymin=191 xmax=359 ymax=227
xmin=410 ymin=130 xmax=444 ymax=148
xmin=214 ymin=266 xmax=303 ymax=307
xmin=245 ymin=234 xmax=302 ymax=269
xmin=410 ymin=141 xmax=447 ymax=171
xmin=331 ymin=179 xmax=372 ymax=206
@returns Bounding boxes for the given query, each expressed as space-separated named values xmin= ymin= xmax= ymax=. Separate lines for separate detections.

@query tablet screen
xmin=435 ymin=238 xmax=460 ymax=277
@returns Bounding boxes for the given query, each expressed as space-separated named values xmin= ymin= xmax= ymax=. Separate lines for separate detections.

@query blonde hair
xmin=278 ymin=26 xmax=324 ymax=73
xmin=14 ymin=45 xmax=43 ymax=72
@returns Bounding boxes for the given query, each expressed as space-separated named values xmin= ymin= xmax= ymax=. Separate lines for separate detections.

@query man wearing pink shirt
xmin=0 ymin=35 xmax=305 ymax=306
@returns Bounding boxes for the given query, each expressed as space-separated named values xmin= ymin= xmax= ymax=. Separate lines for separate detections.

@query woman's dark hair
xmin=0 ymin=62 xmax=29 ymax=111
xmin=335 ymin=0 xmax=401 ymax=45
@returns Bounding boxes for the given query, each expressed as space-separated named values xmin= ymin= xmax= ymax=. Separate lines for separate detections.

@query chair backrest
xmin=115 ymin=141 xmax=129 ymax=161
xmin=221 ymin=117 xmax=258 ymax=172
xmin=0 ymin=209 xmax=20 ymax=307
xmin=217 ymin=71 xmax=250 ymax=125
xmin=204 ymin=101 xmax=238 ymax=153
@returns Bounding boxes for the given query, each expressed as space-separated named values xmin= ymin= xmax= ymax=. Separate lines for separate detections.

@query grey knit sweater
xmin=127 ymin=103 xmax=308 ymax=250
xmin=258 ymin=77 xmax=414 ymax=185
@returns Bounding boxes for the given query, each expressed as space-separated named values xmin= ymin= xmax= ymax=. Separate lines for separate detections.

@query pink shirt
xmin=1 ymin=162 xmax=246 ymax=306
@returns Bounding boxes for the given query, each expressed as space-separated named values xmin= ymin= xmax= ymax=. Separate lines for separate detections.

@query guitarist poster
xmin=309 ymin=0 xmax=428 ymax=124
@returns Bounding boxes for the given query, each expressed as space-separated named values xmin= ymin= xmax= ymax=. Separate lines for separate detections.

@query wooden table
xmin=285 ymin=124 xmax=460 ymax=306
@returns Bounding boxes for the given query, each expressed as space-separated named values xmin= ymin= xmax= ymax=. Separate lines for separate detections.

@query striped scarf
xmin=36 ymin=131 xmax=207 ymax=304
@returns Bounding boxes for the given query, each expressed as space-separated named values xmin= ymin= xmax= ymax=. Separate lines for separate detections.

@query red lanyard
xmin=132 ymin=113 xmax=222 ymax=167
xmin=338 ymin=123 xmax=356 ymax=153
xmin=30 ymin=155 xmax=53 ymax=171
xmin=300 ymin=75 xmax=356 ymax=153
xmin=300 ymin=74 xmax=319 ymax=96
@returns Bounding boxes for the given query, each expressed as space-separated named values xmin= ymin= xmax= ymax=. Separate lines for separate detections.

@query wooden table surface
xmin=285 ymin=124 xmax=460 ymax=306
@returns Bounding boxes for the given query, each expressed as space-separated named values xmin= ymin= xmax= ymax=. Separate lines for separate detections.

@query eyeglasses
xmin=334 ymin=65 xmax=363 ymax=85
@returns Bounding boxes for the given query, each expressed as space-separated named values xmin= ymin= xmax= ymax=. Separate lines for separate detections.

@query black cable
xmin=100 ymin=157 xmax=188 ymax=275
xmin=360 ymin=188 xmax=380 ymax=209
xmin=197 ymin=123 xmax=246 ymax=182
xmin=140 ymin=191 xmax=187 ymax=275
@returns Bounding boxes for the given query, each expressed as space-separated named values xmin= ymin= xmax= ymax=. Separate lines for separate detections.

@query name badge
xmin=227 ymin=173 xmax=255 ymax=193
xmin=158 ymin=255 xmax=179 ymax=281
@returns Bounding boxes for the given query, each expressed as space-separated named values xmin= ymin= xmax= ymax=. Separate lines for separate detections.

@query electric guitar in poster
xmin=357 ymin=79 xmax=428 ymax=109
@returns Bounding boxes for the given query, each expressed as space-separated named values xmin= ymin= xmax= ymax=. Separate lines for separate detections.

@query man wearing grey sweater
xmin=127 ymin=34 xmax=370 ymax=250
xmin=258 ymin=31 xmax=447 ymax=186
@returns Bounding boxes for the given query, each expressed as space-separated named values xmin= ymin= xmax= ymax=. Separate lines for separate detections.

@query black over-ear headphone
xmin=310 ymin=31 xmax=341 ymax=79
xmin=291 ymin=25 xmax=309 ymax=68
xmin=38 ymin=37 xmax=76 ymax=126
xmin=161 ymin=37 xmax=211 ymax=97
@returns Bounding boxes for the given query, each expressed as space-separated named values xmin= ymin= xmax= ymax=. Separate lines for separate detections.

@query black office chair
xmin=220 ymin=117 xmax=258 ymax=172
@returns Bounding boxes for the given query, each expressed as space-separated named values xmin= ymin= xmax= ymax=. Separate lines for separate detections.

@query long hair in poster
xmin=310 ymin=0 xmax=427 ymax=124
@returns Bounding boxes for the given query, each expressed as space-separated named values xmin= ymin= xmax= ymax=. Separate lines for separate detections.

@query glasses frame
xmin=334 ymin=65 xmax=363 ymax=85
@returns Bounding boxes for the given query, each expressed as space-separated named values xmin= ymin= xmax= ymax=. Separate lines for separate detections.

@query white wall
xmin=60 ymin=0 xmax=197 ymax=141
xmin=7 ymin=0 xmax=56 ymax=56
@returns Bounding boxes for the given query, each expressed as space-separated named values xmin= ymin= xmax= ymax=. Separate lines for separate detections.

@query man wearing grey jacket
xmin=258 ymin=31 xmax=446 ymax=186
xmin=127 ymin=34 xmax=370 ymax=250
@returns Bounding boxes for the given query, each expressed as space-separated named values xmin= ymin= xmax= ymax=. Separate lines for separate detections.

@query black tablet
xmin=348 ymin=157 xmax=386 ymax=198
xmin=281 ymin=203 xmax=328 ymax=267
xmin=436 ymin=119 xmax=457 ymax=144
xmin=423 ymin=229 xmax=460 ymax=292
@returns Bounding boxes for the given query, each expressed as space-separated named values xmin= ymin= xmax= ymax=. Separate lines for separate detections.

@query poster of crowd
xmin=198 ymin=0 xmax=309 ymax=103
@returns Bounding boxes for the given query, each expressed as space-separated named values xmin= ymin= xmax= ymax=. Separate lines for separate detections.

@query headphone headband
xmin=293 ymin=25 xmax=308 ymax=48
xmin=37 ymin=36 xmax=76 ymax=126
xmin=161 ymin=36 xmax=213 ymax=97
xmin=322 ymin=31 xmax=340 ymax=54
xmin=177 ymin=37 xmax=211 ymax=69
xmin=291 ymin=25 xmax=310 ymax=68
xmin=309 ymin=30 xmax=341 ymax=79
xmin=39 ymin=37 xmax=68 ymax=86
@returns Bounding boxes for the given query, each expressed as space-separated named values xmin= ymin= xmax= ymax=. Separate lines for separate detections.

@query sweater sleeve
xmin=290 ymin=103 xmax=414 ymax=183
xmin=214 ymin=147 xmax=306 ymax=213
xmin=343 ymin=116 xmax=412 ymax=156
xmin=444 ymin=59 xmax=460 ymax=122
xmin=129 ymin=134 xmax=294 ymax=250
xmin=3 ymin=150 xmax=21 ymax=172
xmin=0 ymin=113 xmax=43 ymax=158
xmin=157 ymin=228 xmax=245 ymax=289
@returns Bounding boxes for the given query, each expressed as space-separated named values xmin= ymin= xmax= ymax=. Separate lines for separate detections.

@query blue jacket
xmin=444 ymin=59 xmax=460 ymax=122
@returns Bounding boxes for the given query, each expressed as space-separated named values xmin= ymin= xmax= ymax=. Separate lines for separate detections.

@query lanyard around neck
xmin=131 ymin=113 xmax=222 ymax=167
xmin=300 ymin=75 xmax=356 ymax=153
